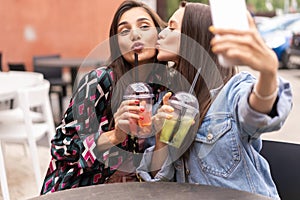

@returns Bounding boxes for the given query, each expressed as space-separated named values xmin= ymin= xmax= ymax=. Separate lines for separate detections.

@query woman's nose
xmin=158 ymin=28 xmax=168 ymax=39
xmin=130 ymin=29 xmax=141 ymax=41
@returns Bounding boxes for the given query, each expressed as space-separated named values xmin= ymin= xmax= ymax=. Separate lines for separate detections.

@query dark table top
xmin=34 ymin=58 xmax=103 ymax=68
xmin=30 ymin=182 xmax=272 ymax=200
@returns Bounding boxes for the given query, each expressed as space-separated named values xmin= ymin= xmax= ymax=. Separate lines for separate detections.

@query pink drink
xmin=138 ymin=100 xmax=152 ymax=127
xmin=124 ymin=82 xmax=154 ymax=138
xmin=139 ymin=110 xmax=152 ymax=127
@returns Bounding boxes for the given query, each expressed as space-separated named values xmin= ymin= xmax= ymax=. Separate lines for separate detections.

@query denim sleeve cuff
xmin=238 ymin=77 xmax=292 ymax=137
xmin=136 ymin=146 xmax=175 ymax=182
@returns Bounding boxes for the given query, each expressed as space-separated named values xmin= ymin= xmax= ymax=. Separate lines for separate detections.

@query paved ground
xmin=240 ymin=66 xmax=300 ymax=144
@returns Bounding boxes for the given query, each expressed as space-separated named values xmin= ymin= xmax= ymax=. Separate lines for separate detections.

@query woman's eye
xmin=119 ymin=29 xmax=130 ymax=36
xmin=140 ymin=24 xmax=150 ymax=30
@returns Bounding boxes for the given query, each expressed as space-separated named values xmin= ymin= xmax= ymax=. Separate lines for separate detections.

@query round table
xmin=30 ymin=182 xmax=272 ymax=200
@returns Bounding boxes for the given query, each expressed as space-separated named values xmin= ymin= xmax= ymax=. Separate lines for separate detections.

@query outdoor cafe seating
xmin=0 ymin=72 xmax=55 ymax=200
xmin=33 ymin=54 xmax=72 ymax=118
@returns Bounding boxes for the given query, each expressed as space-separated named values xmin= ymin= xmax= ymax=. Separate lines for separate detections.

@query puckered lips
xmin=155 ymin=41 xmax=160 ymax=49
xmin=131 ymin=42 xmax=144 ymax=53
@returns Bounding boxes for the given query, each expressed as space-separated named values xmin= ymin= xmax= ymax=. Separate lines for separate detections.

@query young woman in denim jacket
xmin=136 ymin=2 xmax=292 ymax=199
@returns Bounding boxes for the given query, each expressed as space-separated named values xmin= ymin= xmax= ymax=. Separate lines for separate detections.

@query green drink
xmin=159 ymin=92 xmax=199 ymax=148
xmin=160 ymin=116 xmax=194 ymax=148
xmin=171 ymin=116 xmax=194 ymax=148
xmin=160 ymin=119 xmax=177 ymax=143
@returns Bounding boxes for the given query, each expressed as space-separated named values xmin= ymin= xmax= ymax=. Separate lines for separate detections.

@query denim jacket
xmin=137 ymin=72 xmax=293 ymax=199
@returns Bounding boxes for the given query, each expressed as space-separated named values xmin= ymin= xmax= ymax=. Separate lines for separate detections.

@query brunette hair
xmin=176 ymin=2 xmax=236 ymax=126
xmin=108 ymin=0 xmax=166 ymax=83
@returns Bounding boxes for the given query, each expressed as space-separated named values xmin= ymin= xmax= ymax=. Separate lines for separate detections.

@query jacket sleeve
xmin=50 ymin=67 xmax=116 ymax=168
xmin=235 ymin=73 xmax=293 ymax=138
xmin=136 ymin=146 xmax=175 ymax=182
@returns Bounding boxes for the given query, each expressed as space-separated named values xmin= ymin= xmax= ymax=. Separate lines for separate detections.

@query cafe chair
xmin=0 ymin=80 xmax=55 ymax=199
xmin=6 ymin=64 xmax=41 ymax=112
xmin=7 ymin=62 xmax=26 ymax=71
xmin=33 ymin=54 xmax=71 ymax=118
xmin=261 ymin=140 xmax=300 ymax=200
xmin=0 ymin=52 xmax=2 ymax=71
xmin=0 ymin=142 xmax=9 ymax=200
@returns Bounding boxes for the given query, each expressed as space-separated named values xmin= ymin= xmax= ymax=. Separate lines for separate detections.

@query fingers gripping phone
xmin=209 ymin=0 xmax=249 ymax=67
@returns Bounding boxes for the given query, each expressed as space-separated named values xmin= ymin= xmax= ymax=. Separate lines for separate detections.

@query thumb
xmin=163 ymin=92 xmax=172 ymax=105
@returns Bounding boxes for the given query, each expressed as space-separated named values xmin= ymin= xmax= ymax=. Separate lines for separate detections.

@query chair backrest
xmin=19 ymin=79 xmax=50 ymax=108
xmin=0 ymin=52 xmax=2 ymax=71
xmin=261 ymin=140 xmax=300 ymax=200
xmin=17 ymin=79 xmax=56 ymax=139
xmin=8 ymin=62 xmax=26 ymax=71
xmin=0 ymin=80 xmax=55 ymax=138
xmin=33 ymin=54 xmax=62 ymax=79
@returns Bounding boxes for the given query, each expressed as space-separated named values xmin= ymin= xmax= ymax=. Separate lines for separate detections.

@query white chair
xmin=0 ymin=142 xmax=9 ymax=200
xmin=0 ymin=80 xmax=55 ymax=199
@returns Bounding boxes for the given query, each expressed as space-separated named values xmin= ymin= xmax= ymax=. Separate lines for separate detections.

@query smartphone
xmin=209 ymin=0 xmax=249 ymax=67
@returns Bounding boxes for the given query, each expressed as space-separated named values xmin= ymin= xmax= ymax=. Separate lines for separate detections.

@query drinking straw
xmin=169 ymin=66 xmax=202 ymax=144
xmin=132 ymin=53 xmax=138 ymax=159
xmin=135 ymin=53 xmax=138 ymax=81
xmin=188 ymin=66 xmax=202 ymax=94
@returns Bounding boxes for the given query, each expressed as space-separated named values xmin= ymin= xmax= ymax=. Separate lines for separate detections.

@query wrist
xmin=260 ymin=48 xmax=279 ymax=74
xmin=252 ymin=85 xmax=278 ymax=101
xmin=155 ymin=136 xmax=167 ymax=150
xmin=260 ymin=56 xmax=278 ymax=77
xmin=260 ymin=69 xmax=277 ymax=79
xmin=111 ymin=128 xmax=127 ymax=145
xmin=96 ymin=129 xmax=126 ymax=152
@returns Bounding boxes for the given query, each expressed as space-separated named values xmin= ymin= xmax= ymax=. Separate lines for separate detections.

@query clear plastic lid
xmin=123 ymin=82 xmax=154 ymax=99
xmin=169 ymin=92 xmax=199 ymax=114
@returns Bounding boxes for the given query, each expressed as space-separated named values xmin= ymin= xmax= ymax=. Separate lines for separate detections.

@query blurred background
xmin=1 ymin=0 xmax=300 ymax=199
xmin=1 ymin=0 xmax=300 ymax=70
xmin=1 ymin=0 xmax=300 ymax=71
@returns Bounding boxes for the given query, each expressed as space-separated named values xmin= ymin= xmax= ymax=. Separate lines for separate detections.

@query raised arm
xmin=210 ymin=13 xmax=278 ymax=114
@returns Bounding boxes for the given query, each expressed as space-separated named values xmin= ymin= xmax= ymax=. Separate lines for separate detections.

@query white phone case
xmin=209 ymin=0 xmax=249 ymax=67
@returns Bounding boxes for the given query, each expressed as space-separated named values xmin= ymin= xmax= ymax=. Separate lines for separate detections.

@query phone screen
xmin=209 ymin=0 xmax=249 ymax=67
xmin=209 ymin=0 xmax=249 ymax=30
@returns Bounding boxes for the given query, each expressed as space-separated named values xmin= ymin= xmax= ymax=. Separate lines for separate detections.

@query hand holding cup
xmin=158 ymin=92 xmax=199 ymax=148
xmin=123 ymin=82 xmax=154 ymax=138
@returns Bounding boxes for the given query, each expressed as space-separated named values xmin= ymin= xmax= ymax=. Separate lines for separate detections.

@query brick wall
xmin=0 ymin=0 xmax=124 ymax=71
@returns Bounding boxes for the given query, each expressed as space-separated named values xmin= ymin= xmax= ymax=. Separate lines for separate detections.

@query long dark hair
xmin=176 ymin=2 xmax=236 ymax=126
xmin=108 ymin=0 xmax=166 ymax=83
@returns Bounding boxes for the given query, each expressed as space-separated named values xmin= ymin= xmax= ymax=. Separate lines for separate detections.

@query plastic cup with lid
xmin=123 ymin=82 xmax=154 ymax=137
xmin=160 ymin=92 xmax=199 ymax=148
